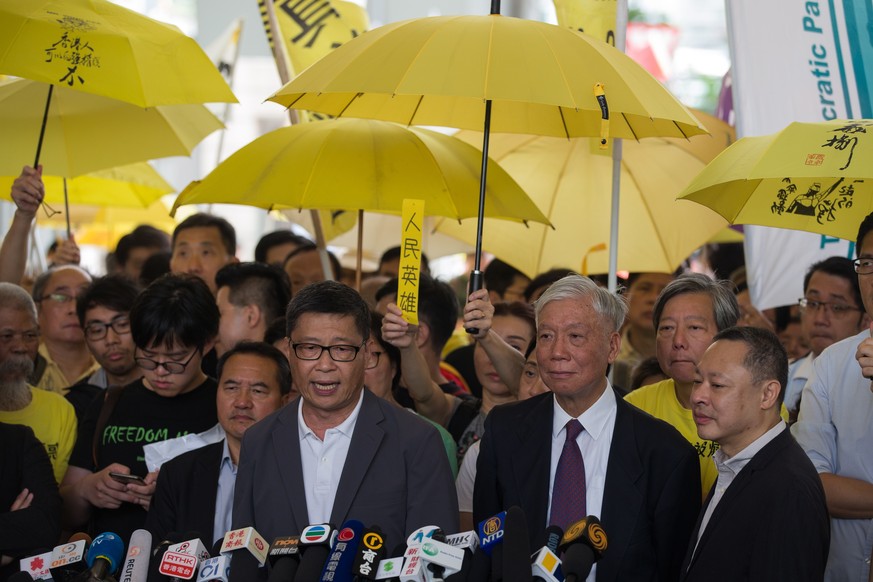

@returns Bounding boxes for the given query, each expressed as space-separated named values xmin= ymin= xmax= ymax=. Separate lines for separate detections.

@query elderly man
xmin=625 ymin=273 xmax=740 ymax=497
xmin=146 ymin=342 xmax=290 ymax=546
xmin=0 ymin=283 xmax=77 ymax=484
xmin=474 ymin=274 xmax=699 ymax=582
xmin=793 ymin=211 xmax=873 ymax=581
xmin=232 ymin=281 xmax=457 ymax=578
xmin=681 ymin=326 xmax=829 ymax=581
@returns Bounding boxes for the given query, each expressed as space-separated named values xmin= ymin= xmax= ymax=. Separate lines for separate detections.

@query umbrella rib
xmin=622 ymin=112 xmax=640 ymax=141
xmin=407 ymin=95 xmax=424 ymax=127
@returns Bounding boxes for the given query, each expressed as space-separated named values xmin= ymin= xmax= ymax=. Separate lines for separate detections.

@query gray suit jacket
xmin=232 ymin=389 xmax=458 ymax=558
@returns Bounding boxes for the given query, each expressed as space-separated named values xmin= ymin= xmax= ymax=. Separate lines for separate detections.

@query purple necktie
xmin=549 ymin=419 xmax=586 ymax=530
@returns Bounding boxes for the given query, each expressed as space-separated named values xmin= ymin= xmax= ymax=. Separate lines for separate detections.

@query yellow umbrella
xmin=434 ymin=109 xmax=733 ymax=277
xmin=0 ymin=78 xmax=224 ymax=178
xmin=0 ymin=0 xmax=236 ymax=107
xmin=0 ymin=162 xmax=173 ymax=209
xmin=171 ymin=118 xmax=549 ymax=226
xmin=678 ymin=119 xmax=873 ymax=241
xmin=268 ymin=11 xmax=705 ymax=292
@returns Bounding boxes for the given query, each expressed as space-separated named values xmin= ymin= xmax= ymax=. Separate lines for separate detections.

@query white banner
xmin=727 ymin=0 xmax=873 ymax=309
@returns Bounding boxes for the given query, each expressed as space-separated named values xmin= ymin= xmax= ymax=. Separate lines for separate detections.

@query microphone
xmin=198 ymin=541 xmax=230 ymax=582
xmin=502 ymin=506 xmax=533 ymax=582
xmin=531 ymin=525 xmax=563 ymax=582
xmin=419 ymin=534 xmax=465 ymax=581
xmin=373 ymin=543 xmax=407 ymax=582
xmin=49 ymin=533 xmax=91 ymax=581
xmin=293 ymin=524 xmax=336 ymax=582
xmin=159 ymin=537 xmax=211 ymax=580
xmin=82 ymin=532 xmax=125 ymax=581
xmin=118 ymin=529 xmax=151 ymax=582
xmin=150 ymin=533 xmax=186 ymax=582
xmin=266 ymin=536 xmax=300 ymax=582
xmin=557 ymin=517 xmax=607 ymax=582
xmin=19 ymin=550 xmax=53 ymax=581
xmin=319 ymin=520 xmax=364 ymax=582
xmin=444 ymin=531 xmax=479 ymax=582
xmin=220 ymin=527 xmax=268 ymax=566
xmin=477 ymin=512 xmax=506 ymax=581
xmin=351 ymin=526 xmax=386 ymax=580
xmin=406 ymin=526 xmax=440 ymax=548
xmin=8 ymin=572 xmax=35 ymax=581
xmin=398 ymin=545 xmax=426 ymax=582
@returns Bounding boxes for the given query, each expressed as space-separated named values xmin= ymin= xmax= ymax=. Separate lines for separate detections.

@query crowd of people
xmin=1 ymin=164 xmax=871 ymax=581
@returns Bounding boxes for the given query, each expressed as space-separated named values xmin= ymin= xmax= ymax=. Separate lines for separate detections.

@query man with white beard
xmin=0 ymin=283 xmax=77 ymax=483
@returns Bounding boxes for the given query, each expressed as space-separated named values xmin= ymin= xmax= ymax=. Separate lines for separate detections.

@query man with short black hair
xmin=682 ymin=326 xmax=829 ymax=581
xmin=114 ymin=225 xmax=171 ymax=282
xmin=282 ymin=242 xmax=341 ymax=296
xmin=377 ymin=245 xmax=430 ymax=279
xmin=254 ymin=230 xmax=310 ymax=267
xmin=170 ymin=213 xmax=238 ymax=294
xmin=232 ymin=281 xmax=457 ymax=578
xmin=214 ymin=262 xmax=291 ymax=357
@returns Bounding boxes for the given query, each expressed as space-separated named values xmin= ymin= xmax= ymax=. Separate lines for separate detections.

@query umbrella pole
xmin=356 ymin=209 xmax=364 ymax=291
xmin=33 ymin=85 xmax=53 ymax=168
xmin=464 ymin=99 xmax=492 ymax=334
xmin=63 ymin=177 xmax=71 ymax=238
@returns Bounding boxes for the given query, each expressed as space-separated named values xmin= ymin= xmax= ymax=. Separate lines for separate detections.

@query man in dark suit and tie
xmin=474 ymin=274 xmax=701 ymax=582
xmin=680 ymin=326 xmax=829 ymax=581
xmin=232 ymin=281 xmax=458 ymax=576
xmin=145 ymin=342 xmax=291 ymax=546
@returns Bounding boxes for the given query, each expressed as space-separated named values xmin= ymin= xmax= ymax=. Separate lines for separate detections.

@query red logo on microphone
xmin=337 ymin=528 xmax=355 ymax=542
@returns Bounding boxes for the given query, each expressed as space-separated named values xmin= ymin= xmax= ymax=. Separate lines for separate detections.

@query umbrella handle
xmin=464 ymin=269 xmax=485 ymax=334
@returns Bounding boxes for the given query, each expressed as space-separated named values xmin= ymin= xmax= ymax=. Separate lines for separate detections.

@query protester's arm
xmin=382 ymin=303 xmax=455 ymax=426
xmin=818 ymin=473 xmax=873 ymax=518
xmin=0 ymin=166 xmax=42 ymax=284
xmin=464 ymin=289 xmax=524 ymax=395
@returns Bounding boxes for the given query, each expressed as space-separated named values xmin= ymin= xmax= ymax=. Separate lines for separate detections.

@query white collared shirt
xmin=298 ymin=391 xmax=364 ymax=524
xmin=548 ymin=384 xmax=618 ymax=582
xmin=694 ymin=421 xmax=786 ymax=556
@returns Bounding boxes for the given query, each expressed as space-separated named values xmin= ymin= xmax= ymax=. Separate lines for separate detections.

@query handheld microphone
xmin=319 ymin=520 xmax=364 ymax=582
xmin=118 ymin=529 xmax=151 ymax=582
xmin=419 ymin=535 xmax=465 ymax=581
xmin=398 ymin=545 xmax=426 ymax=582
xmin=406 ymin=526 xmax=440 ymax=549
xmin=266 ymin=536 xmax=300 ymax=582
xmin=541 ymin=526 xmax=563 ymax=556
xmin=502 ymin=506 xmax=533 ymax=582
xmin=293 ymin=524 xmax=336 ymax=582
xmin=19 ymin=550 xmax=53 ymax=581
xmin=374 ymin=543 xmax=407 ymax=582
xmin=160 ymin=537 xmax=211 ymax=580
xmin=49 ymin=533 xmax=91 ymax=581
xmin=220 ymin=527 xmax=268 ymax=566
xmin=351 ymin=527 xmax=386 ymax=580
xmin=444 ymin=531 xmax=479 ymax=582
xmin=557 ymin=517 xmax=607 ymax=582
xmin=150 ymin=533 xmax=186 ymax=582
xmin=477 ymin=511 xmax=506 ymax=581
xmin=198 ymin=555 xmax=231 ymax=582
xmin=83 ymin=532 xmax=125 ymax=581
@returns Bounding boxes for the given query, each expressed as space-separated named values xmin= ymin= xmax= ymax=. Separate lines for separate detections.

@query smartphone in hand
xmin=109 ymin=471 xmax=146 ymax=486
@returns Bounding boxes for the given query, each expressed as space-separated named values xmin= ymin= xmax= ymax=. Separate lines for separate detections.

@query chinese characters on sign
xmin=398 ymin=199 xmax=425 ymax=325
xmin=44 ymin=15 xmax=100 ymax=88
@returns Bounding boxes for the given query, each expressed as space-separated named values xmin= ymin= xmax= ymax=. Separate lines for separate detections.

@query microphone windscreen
xmin=86 ymin=532 xmax=125 ymax=575
xmin=212 ymin=539 xmax=225 ymax=557
xmin=467 ymin=547 xmax=491 ymax=582
xmin=69 ymin=532 xmax=93 ymax=545
xmin=562 ymin=544 xmax=597 ymax=582
xmin=267 ymin=556 xmax=299 ymax=582
xmin=490 ymin=544 xmax=503 ymax=582
xmin=120 ymin=529 xmax=152 ymax=582
xmin=503 ymin=507 xmax=532 ymax=582
xmin=294 ymin=545 xmax=330 ymax=582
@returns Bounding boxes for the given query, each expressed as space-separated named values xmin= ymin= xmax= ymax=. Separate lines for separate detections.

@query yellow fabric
xmin=436 ymin=110 xmax=732 ymax=277
xmin=0 ymin=386 xmax=77 ymax=483
xmin=0 ymin=78 xmax=224 ymax=178
xmin=626 ymin=379 xmax=720 ymax=498
xmin=553 ymin=0 xmax=618 ymax=45
xmin=35 ymin=343 xmax=99 ymax=396
xmin=269 ymin=15 xmax=706 ymax=140
xmin=0 ymin=0 xmax=235 ymax=107
xmin=442 ymin=328 xmax=472 ymax=359
xmin=170 ymin=119 xmax=548 ymax=227
xmin=678 ymin=120 xmax=873 ymax=241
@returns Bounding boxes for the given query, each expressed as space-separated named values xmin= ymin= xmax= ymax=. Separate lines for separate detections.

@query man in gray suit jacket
xmin=231 ymin=281 xmax=458 ymax=577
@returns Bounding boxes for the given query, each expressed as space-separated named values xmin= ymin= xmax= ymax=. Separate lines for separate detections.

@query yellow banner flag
xmin=398 ymin=199 xmax=425 ymax=325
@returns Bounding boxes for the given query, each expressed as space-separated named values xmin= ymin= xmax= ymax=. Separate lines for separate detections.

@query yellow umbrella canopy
xmin=171 ymin=118 xmax=550 ymax=226
xmin=0 ymin=0 xmax=236 ymax=107
xmin=269 ymin=14 xmax=705 ymax=139
xmin=0 ymin=162 xmax=173 ymax=209
xmin=678 ymin=119 xmax=873 ymax=241
xmin=0 ymin=78 xmax=224 ymax=177
xmin=435 ymin=110 xmax=733 ymax=277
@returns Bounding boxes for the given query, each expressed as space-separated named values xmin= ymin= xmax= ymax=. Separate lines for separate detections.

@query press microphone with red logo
xmin=557 ymin=517 xmax=607 ymax=582
xmin=398 ymin=526 xmax=441 ymax=582
xmin=159 ymin=537 xmax=211 ymax=581
xmin=49 ymin=532 xmax=91 ymax=581
xmin=18 ymin=549 xmax=53 ymax=581
xmin=293 ymin=524 xmax=336 ymax=582
xmin=265 ymin=536 xmax=300 ymax=582
xmin=320 ymin=520 xmax=364 ymax=582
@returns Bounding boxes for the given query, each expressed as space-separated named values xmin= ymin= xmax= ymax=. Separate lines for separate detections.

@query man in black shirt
xmin=60 ymin=274 xmax=220 ymax=542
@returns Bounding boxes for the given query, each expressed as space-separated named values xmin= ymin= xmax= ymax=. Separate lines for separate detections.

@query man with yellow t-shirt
xmin=0 ymin=283 xmax=77 ymax=483
xmin=626 ymin=273 xmax=740 ymax=497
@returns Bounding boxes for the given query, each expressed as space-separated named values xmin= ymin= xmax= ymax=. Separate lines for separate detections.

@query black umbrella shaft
xmin=34 ymin=84 xmax=54 ymax=168
xmin=491 ymin=0 xmax=500 ymax=14
xmin=473 ymin=99 xmax=492 ymax=276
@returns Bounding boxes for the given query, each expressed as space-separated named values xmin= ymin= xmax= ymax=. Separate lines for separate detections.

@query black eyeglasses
xmin=84 ymin=316 xmax=131 ymax=341
xmin=854 ymin=258 xmax=873 ymax=275
xmin=798 ymin=298 xmax=861 ymax=318
xmin=135 ymin=349 xmax=199 ymax=374
xmin=290 ymin=341 xmax=364 ymax=362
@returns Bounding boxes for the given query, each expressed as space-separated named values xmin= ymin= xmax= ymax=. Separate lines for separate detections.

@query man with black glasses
xmin=231 ymin=281 xmax=457 ymax=579
xmin=61 ymin=274 xmax=219 ymax=541
xmin=793 ymin=212 xmax=873 ymax=581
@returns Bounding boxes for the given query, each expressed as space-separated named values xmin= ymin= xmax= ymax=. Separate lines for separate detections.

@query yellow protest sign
xmin=398 ymin=199 xmax=425 ymax=325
